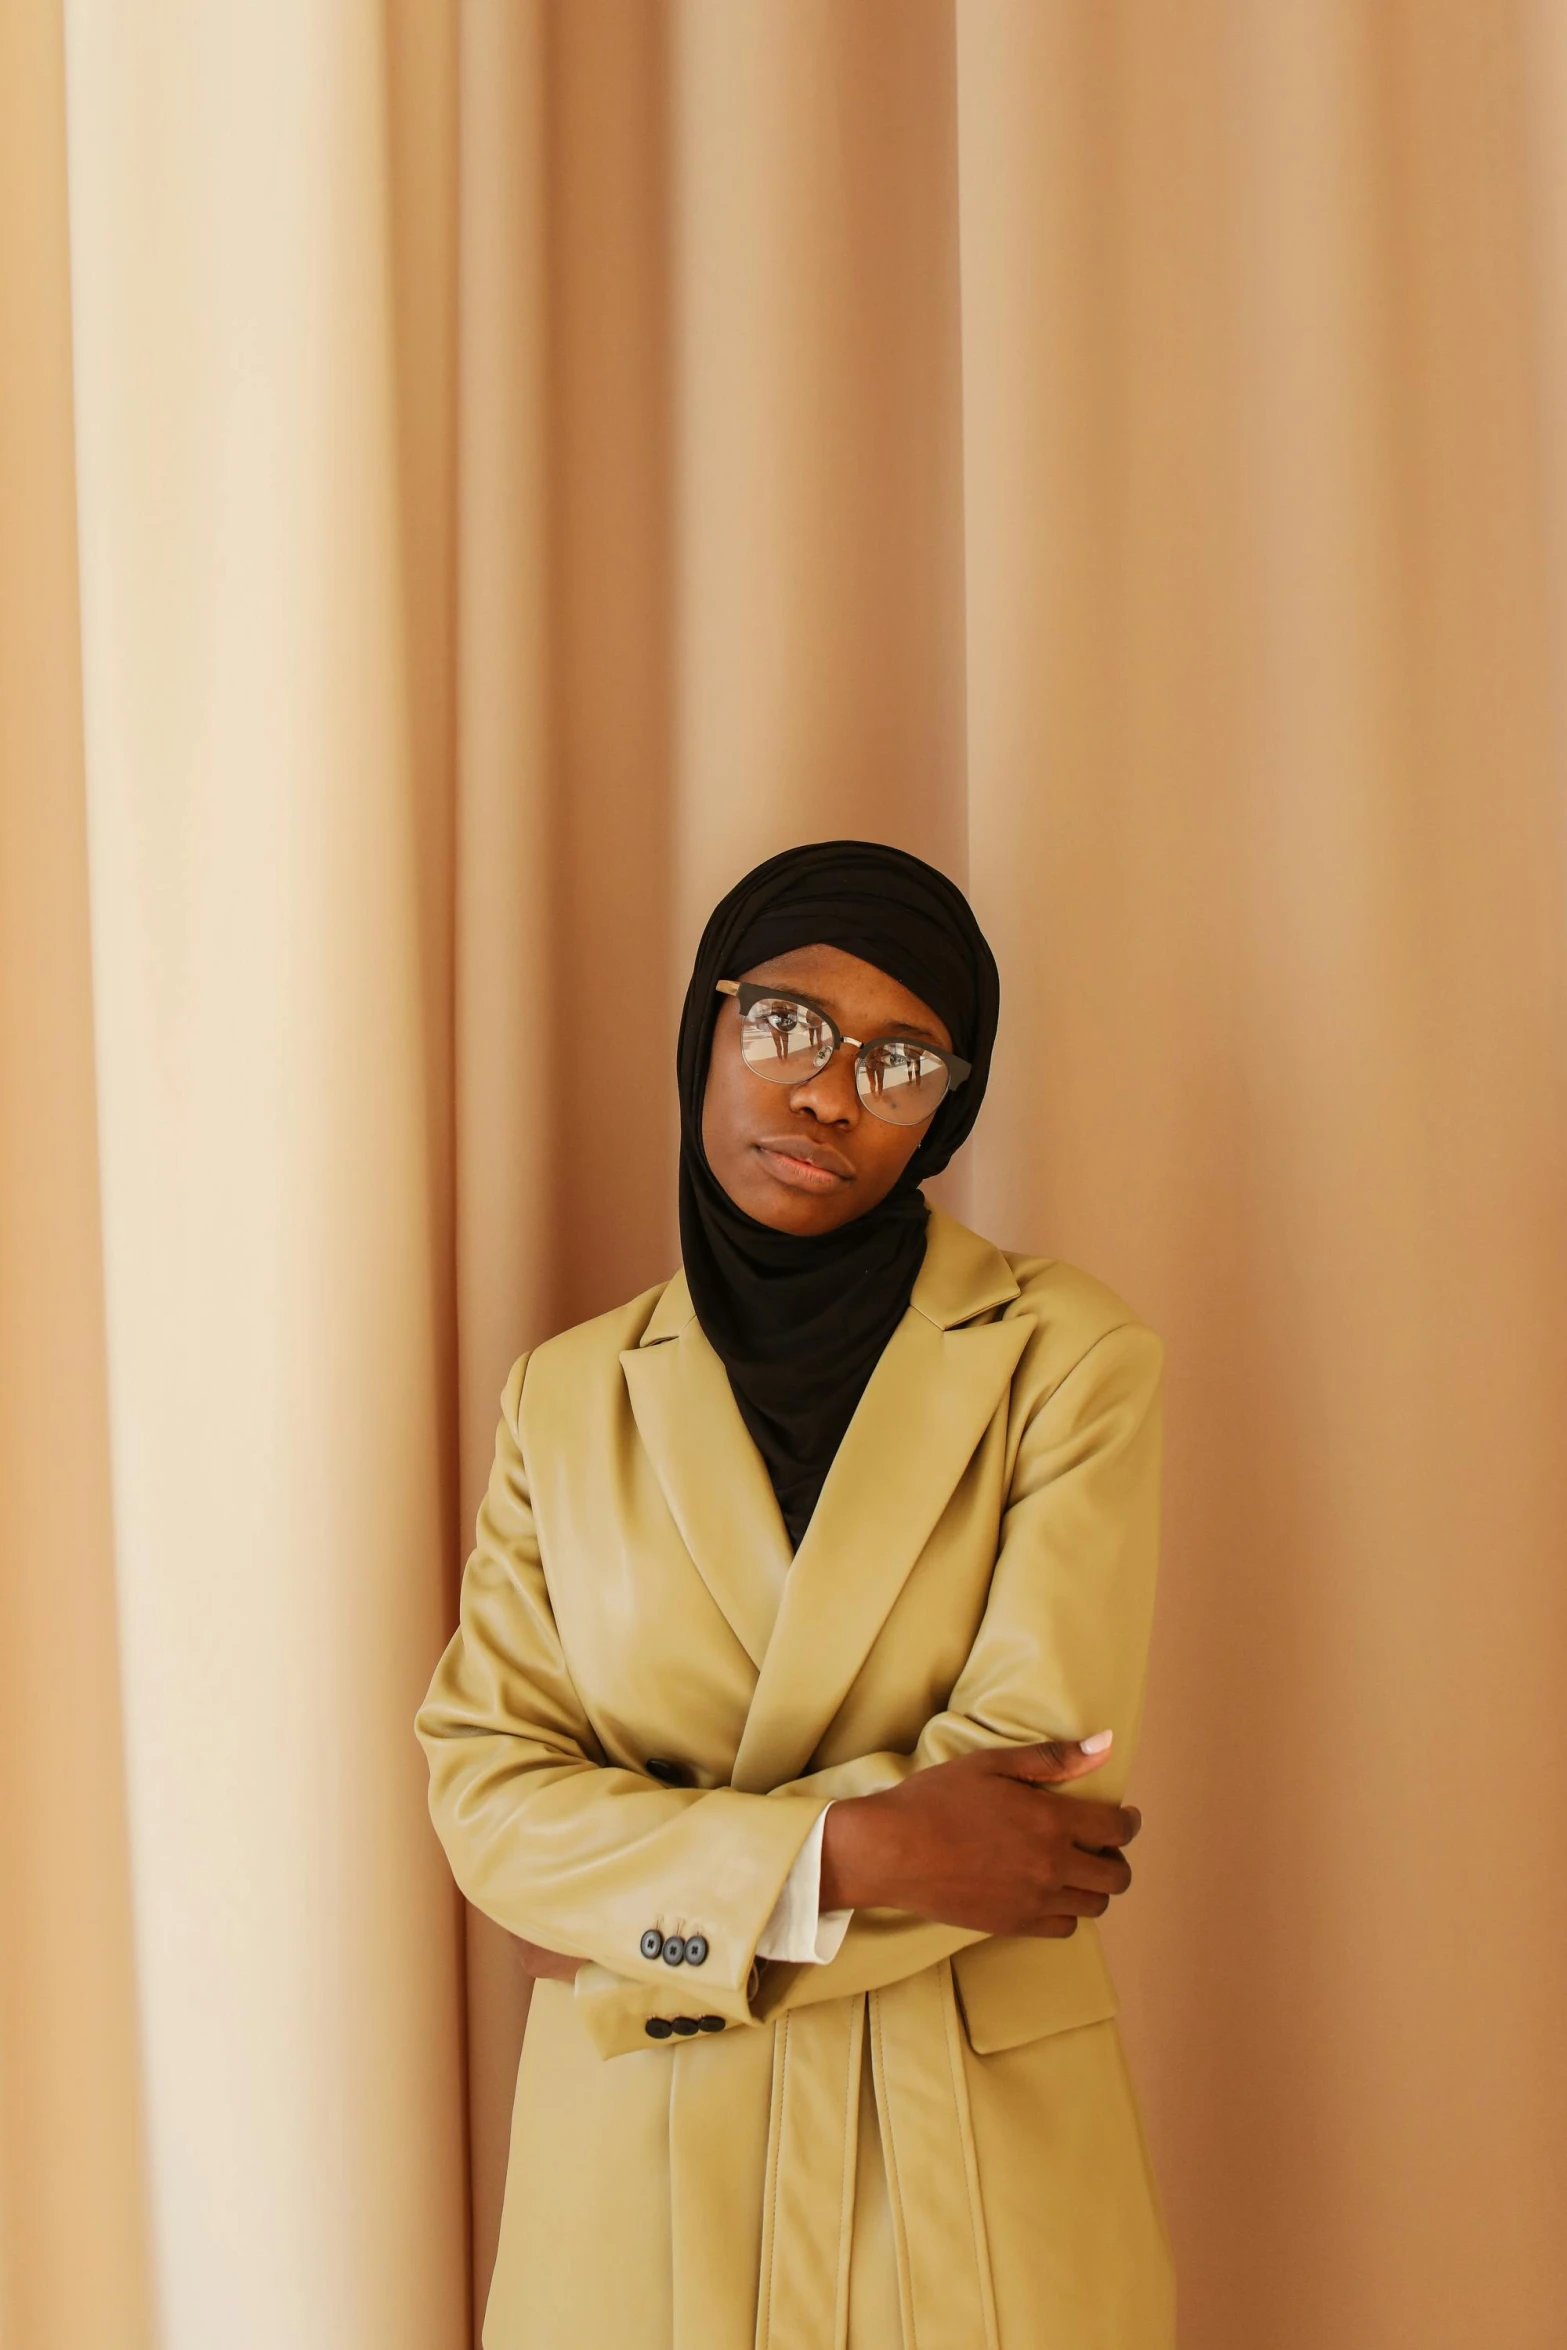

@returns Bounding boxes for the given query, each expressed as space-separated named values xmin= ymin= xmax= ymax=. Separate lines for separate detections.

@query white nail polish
xmin=1080 ymin=1729 xmax=1114 ymax=1753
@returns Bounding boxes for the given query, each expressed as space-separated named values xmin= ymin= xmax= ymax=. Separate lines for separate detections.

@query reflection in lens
xmin=857 ymin=1041 xmax=948 ymax=1126
xmin=739 ymin=995 xmax=834 ymax=1085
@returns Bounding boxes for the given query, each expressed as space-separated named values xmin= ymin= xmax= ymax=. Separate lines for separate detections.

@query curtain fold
xmin=0 ymin=9 xmax=157 ymax=2346
xmin=54 ymin=3 xmax=470 ymax=2345
xmin=1 ymin=4 xmax=1563 ymax=2345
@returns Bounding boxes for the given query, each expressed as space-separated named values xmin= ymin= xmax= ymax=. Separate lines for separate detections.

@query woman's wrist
xmin=819 ymin=1792 xmax=895 ymax=1912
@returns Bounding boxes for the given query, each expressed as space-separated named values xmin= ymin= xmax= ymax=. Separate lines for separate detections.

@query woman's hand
xmin=516 ymin=1938 xmax=582 ymax=1983
xmin=817 ymin=1735 xmax=1140 ymax=1939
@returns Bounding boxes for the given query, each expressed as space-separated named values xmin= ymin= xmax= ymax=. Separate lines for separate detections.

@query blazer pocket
xmin=950 ymin=1921 xmax=1120 ymax=2055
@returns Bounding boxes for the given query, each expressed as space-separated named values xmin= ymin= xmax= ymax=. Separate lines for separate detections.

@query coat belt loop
xmin=754 ymin=2000 xmax=865 ymax=2350
xmin=754 ymin=1963 xmax=998 ymax=2350
xmin=868 ymin=1961 xmax=1000 ymax=2350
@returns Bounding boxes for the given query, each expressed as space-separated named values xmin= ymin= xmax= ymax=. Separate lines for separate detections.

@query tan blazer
xmin=417 ymin=1206 xmax=1175 ymax=2349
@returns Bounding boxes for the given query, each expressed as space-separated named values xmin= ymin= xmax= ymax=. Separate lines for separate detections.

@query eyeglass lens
xmin=736 ymin=993 xmax=950 ymax=1127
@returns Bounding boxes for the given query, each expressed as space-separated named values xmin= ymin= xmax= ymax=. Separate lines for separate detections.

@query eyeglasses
xmin=716 ymin=979 xmax=970 ymax=1128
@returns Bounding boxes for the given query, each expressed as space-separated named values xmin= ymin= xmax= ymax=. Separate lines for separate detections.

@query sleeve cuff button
xmin=661 ymin=1934 xmax=687 ymax=1966
xmin=683 ymin=1935 xmax=708 ymax=1967
xmin=640 ymin=1928 xmax=664 ymax=1961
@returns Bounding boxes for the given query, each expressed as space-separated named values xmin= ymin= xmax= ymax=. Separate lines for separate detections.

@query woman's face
xmin=702 ymin=942 xmax=952 ymax=1236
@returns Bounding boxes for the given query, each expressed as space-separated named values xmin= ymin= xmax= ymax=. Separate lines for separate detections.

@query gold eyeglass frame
xmin=715 ymin=978 xmax=970 ymax=1123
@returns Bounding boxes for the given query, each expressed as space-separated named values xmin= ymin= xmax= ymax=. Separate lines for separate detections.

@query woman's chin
xmin=734 ymin=1180 xmax=861 ymax=1236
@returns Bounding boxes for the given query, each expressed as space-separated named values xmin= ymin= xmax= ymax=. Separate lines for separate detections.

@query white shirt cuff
xmin=755 ymin=1805 xmax=852 ymax=1965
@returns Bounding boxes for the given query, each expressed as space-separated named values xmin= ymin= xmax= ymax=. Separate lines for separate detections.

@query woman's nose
xmin=787 ymin=1047 xmax=859 ymax=1121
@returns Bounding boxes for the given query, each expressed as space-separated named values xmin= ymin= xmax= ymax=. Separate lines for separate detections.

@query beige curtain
xmin=3 ymin=4 xmax=1564 ymax=2346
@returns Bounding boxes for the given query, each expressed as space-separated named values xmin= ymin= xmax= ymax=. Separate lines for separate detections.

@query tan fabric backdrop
xmin=3 ymin=3 xmax=1564 ymax=2346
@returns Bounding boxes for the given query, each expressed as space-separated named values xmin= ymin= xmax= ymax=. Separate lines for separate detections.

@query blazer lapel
xmin=731 ymin=1211 xmax=1027 ymax=1794
xmin=620 ymin=1277 xmax=794 ymax=1672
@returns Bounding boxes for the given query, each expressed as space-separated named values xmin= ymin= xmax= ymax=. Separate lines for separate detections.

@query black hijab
xmin=675 ymin=839 xmax=1000 ymax=1547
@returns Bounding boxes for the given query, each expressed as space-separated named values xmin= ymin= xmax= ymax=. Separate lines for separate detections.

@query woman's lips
xmin=754 ymin=1142 xmax=851 ymax=1192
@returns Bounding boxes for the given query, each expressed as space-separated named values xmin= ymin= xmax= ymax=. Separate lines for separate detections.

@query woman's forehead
xmin=736 ymin=942 xmax=950 ymax=1044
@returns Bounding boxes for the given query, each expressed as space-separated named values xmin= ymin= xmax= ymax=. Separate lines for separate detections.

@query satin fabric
xmin=417 ymin=1206 xmax=1175 ymax=2347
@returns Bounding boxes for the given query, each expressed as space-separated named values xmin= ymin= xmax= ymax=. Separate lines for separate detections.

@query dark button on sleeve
xmin=644 ymin=2017 xmax=673 ymax=2040
xmin=661 ymin=1935 xmax=687 ymax=1967
xmin=670 ymin=2016 xmax=700 ymax=2036
xmin=696 ymin=2015 xmax=725 ymax=2033
xmin=640 ymin=1928 xmax=664 ymax=1962
xmin=682 ymin=1934 xmax=709 ymax=1968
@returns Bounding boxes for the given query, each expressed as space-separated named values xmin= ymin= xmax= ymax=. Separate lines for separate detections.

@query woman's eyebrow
xmin=752 ymin=977 xmax=945 ymax=1045
xmin=874 ymin=1016 xmax=942 ymax=1043
xmin=816 ymin=995 xmax=945 ymax=1044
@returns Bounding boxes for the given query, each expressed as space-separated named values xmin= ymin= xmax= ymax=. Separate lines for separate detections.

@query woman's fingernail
xmin=1080 ymin=1729 xmax=1114 ymax=1753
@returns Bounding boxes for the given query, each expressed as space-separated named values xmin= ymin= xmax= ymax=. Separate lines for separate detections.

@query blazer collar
xmin=619 ymin=1315 xmax=794 ymax=1672
xmin=634 ymin=1204 xmax=1020 ymax=1349
xmin=906 ymin=1203 xmax=1021 ymax=1329
xmin=622 ymin=1210 xmax=1026 ymax=1780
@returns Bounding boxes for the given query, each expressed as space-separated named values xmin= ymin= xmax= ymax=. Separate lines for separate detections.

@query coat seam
xmin=758 ymin=2017 xmax=790 ymax=2349
xmin=940 ymin=1962 xmax=1001 ymax=2350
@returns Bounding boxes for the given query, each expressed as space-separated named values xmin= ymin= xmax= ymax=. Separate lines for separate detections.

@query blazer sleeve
xmin=752 ymin=1313 xmax=1166 ymax=2020
xmin=414 ymin=1355 xmax=827 ymax=2031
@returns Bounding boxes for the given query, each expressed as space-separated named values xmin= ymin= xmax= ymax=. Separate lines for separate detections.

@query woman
xmin=417 ymin=840 xmax=1174 ymax=2348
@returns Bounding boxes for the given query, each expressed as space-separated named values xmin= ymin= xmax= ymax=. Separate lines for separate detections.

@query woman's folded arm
xmin=415 ymin=1354 xmax=827 ymax=2015
xmin=418 ymin=1317 xmax=1161 ymax=2035
xmin=751 ymin=1317 xmax=1165 ymax=2014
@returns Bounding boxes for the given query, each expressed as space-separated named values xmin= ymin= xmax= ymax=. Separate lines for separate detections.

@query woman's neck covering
xmin=675 ymin=839 xmax=1000 ymax=1548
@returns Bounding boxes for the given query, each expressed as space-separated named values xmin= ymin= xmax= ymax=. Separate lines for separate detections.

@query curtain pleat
xmin=956 ymin=10 xmax=1567 ymax=2347
xmin=0 ymin=9 xmax=157 ymax=2347
xmin=56 ymin=3 xmax=470 ymax=2345
xmin=0 ymin=3 xmax=1562 ymax=2345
